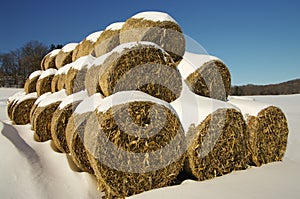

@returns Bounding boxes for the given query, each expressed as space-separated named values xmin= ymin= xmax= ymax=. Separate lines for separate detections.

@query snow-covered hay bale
xmin=36 ymin=68 xmax=57 ymax=96
xmin=11 ymin=93 xmax=37 ymax=125
xmin=94 ymin=22 xmax=124 ymax=57
xmin=72 ymin=31 xmax=102 ymax=62
xmin=32 ymin=90 xmax=67 ymax=142
xmin=24 ymin=70 xmax=42 ymax=94
xmin=65 ymin=55 xmax=95 ymax=95
xmin=29 ymin=92 xmax=52 ymax=127
xmin=51 ymin=91 xmax=88 ymax=153
xmin=84 ymin=91 xmax=186 ymax=198
xmin=41 ymin=49 xmax=60 ymax=70
xmin=178 ymin=53 xmax=231 ymax=101
xmin=120 ymin=11 xmax=185 ymax=62
xmin=99 ymin=42 xmax=182 ymax=103
xmin=7 ymin=91 xmax=26 ymax=121
xmin=55 ymin=43 xmax=78 ymax=69
xmin=51 ymin=63 xmax=73 ymax=93
xmin=66 ymin=93 xmax=103 ymax=173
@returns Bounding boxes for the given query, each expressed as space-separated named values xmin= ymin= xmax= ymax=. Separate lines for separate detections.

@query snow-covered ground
xmin=0 ymin=88 xmax=299 ymax=199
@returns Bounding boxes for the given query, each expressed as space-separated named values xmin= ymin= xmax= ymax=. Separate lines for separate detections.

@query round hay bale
xmin=36 ymin=68 xmax=57 ymax=96
xmin=65 ymin=55 xmax=95 ymax=95
xmin=7 ymin=91 xmax=26 ymax=121
xmin=30 ymin=92 xmax=52 ymax=127
xmin=72 ymin=31 xmax=102 ymax=62
xmin=24 ymin=70 xmax=42 ymax=94
xmin=84 ymin=91 xmax=186 ymax=198
xmin=51 ymin=90 xmax=88 ymax=153
xmin=120 ymin=11 xmax=185 ymax=62
xmin=51 ymin=63 xmax=73 ymax=93
xmin=94 ymin=22 xmax=124 ymax=57
xmin=41 ymin=49 xmax=60 ymax=70
xmin=66 ymin=93 xmax=104 ymax=173
xmin=55 ymin=43 xmax=78 ymax=69
xmin=178 ymin=52 xmax=231 ymax=101
xmin=32 ymin=90 xmax=67 ymax=142
xmin=11 ymin=92 xmax=37 ymax=125
xmin=99 ymin=41 xmax=182 ymax=103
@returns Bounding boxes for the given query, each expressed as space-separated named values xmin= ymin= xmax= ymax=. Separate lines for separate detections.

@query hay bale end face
xmin=7 ymin=91 xmax=26 ymax=121
xmin=72 ymin=31 xmax=102 ymax=62
xmin=66 ymin=93 xmax=104 ymax=173
xmin=41 ymin=49 xmax=61 ymax=70
xmin=30 ymin=92 xmax=52 ymax=127
xmin=51 ymin=63 xmax=73 ymax=93
xmin=36 ymin=68 xmax=57 ymax=96
xmin=11 ymin=93 xmax=37 ymax=125
xmin=32 ymin=90 xmax=67 ymax=142
xmin=99 ymin=41 xmax=182 ymax=103
xmin=55 ymin=43 xmax=78 ymax=69
xmin=51 ymin=91 xmax=88 ymax=153
xmin=84 ymin=91 xmax=186 ymax=198
xmin=120 ymin=11 xmax=185 ymax=62
xmin=24 ymin=70 xmax=42 ymax=94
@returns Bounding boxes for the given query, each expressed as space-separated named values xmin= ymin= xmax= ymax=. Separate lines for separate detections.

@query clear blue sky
xmin=0 ymin=0 xmax=299 ymax=85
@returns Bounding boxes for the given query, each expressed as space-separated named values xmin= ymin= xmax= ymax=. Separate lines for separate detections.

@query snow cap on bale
xmin=32 ymin=89 xmax=67 ymax=142
xmin=98 ymin=41 xmax=182 ymax=103
xmin=84 ymin=90 xmax=186 ymax=198
xmin=41 ymin=49 xmax=60 ymax=70
xmin=7 ymin=91 xmax=26 ymax=121
xmin=36 ymin=68 xmax=57 ymax=96
xmin=72 ymin=31 xmax=103 ymax=62
xmin=120 ymin=11 xmax=185 ymax=62
xmin=24 ymin=70 xmax=42 ymax=94
xmin=178 ymin=52 xmax=231 ymax=101
xmin=11 ymin=92 xmax=37 ymax=125
xmin=51 ymin=63 xmax=73 ymax=93
xmin=51 ymin=90 xmax=88 ymax=153
xmin=55 ymin=43 xmax=78 ymax=69
xmin=66 ymin=93 xmax=104 ymax=173
xmin=229 ymin=97 xmax=289 ymax=166
xmin=94 ymin=22 xmax=124 ymax=57
xmin=65 ymin=55 xmax=95 ymax=95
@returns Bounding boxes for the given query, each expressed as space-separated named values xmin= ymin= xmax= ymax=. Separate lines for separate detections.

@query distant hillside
xmin=230 ymin=79 xmax=300 ymax=96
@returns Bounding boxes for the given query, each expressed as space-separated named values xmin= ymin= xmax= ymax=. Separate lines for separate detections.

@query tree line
xmin=0 ymin=41 xmax=62 ymax=87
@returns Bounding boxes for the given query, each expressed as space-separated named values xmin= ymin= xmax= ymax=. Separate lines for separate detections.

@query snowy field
xmin=0 ymin=87 xmax=299 ymax=199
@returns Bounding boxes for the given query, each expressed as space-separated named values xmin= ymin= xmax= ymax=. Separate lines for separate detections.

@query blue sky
xmin=0 ymin=0 xmax=299 ymax=85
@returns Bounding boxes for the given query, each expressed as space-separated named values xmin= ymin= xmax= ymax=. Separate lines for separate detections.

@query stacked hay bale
xmin=30 ymin=92 xmax=52 ymax=127
xmin=55 ymin=43 xmax=78 ymax=69
xmin=228 ymin=97 xmax=289 ymax=166
xmin=51 ymin=63 xmax=73 ymax=93
xmin=98 ymin=41 xmax=182 ymax=103
xmin=24 ymin=70 xmax=42 ymax=94
xmin=32 ymin=89 xmax=67 ymax=142
xmin=72 ymin=31 xmax=102 ymax=62
xmin=120 ymin=11 xmax=185 ymax=63
xmin=7 ymin=91 xmax=26 ymax=121
xmin=41 ymin=49 xmax=61 ymax=70
xmin=65 ymin=55 xmax=95 ymax=95
xmin=171 ymin=83 xmax=249 ymax=181
xmin=51 ymin=90 xmax=88 ymax=153
xmin=94 ymin=22 xmax=124 ymax=57
xmin=66 ymin=93 xmax=104 ymax=173
xmin=36 ymin=68 xmax=57 ymax=96
xmin=84 ymin=91 xmax=186 ymax=198
xmin=11 ymin=92 xmax=38 ymax=125
xmin=178 ymin=52 xmax=231 ymax=101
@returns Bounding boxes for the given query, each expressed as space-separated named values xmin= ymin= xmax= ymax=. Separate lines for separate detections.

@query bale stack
xmin=171 ymin=83 xmax=249 ymax=181
xmin=94 ymin=22 xmax=124 ymax=57
xmin=66 ymin=93 xmax=104 ymax=174
xmin=7 ymin=91 xmax=26 ymax=121
xmin=55 ymin=43 xmax=78 ymax=69
xmin=32 ymin=90 xmax=67 ymax=142
xmin=24 ymin=70 xmax=42 ymax=94
xmin=228 ymin=97 xmax=289 ymax=166
xmin=98 ymin=41 xmax=182 ymax=103
xmin=120 ymin=11 xmax=185 ymax=63
xmin=11 ymin=92 xmax=38 ymax=125
xmin=51 ymin=90 xmax=88 ymax=153
xmin=36 ymin=68 xmax=57 ymax=96
xmin=178 ymin=52 xmax=231 ymax=101
xmin=84 ymin=91 xmax=186 ymax=198
xmin=65 ymin=55 xmax=95 ymax=95
xmin=41 ymin=49 xmax=61 ymax=70
xmin=51 ymin=63 xmax=73 ymax=93
xmin=72 ymin=31 xmax=103 ymax=62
